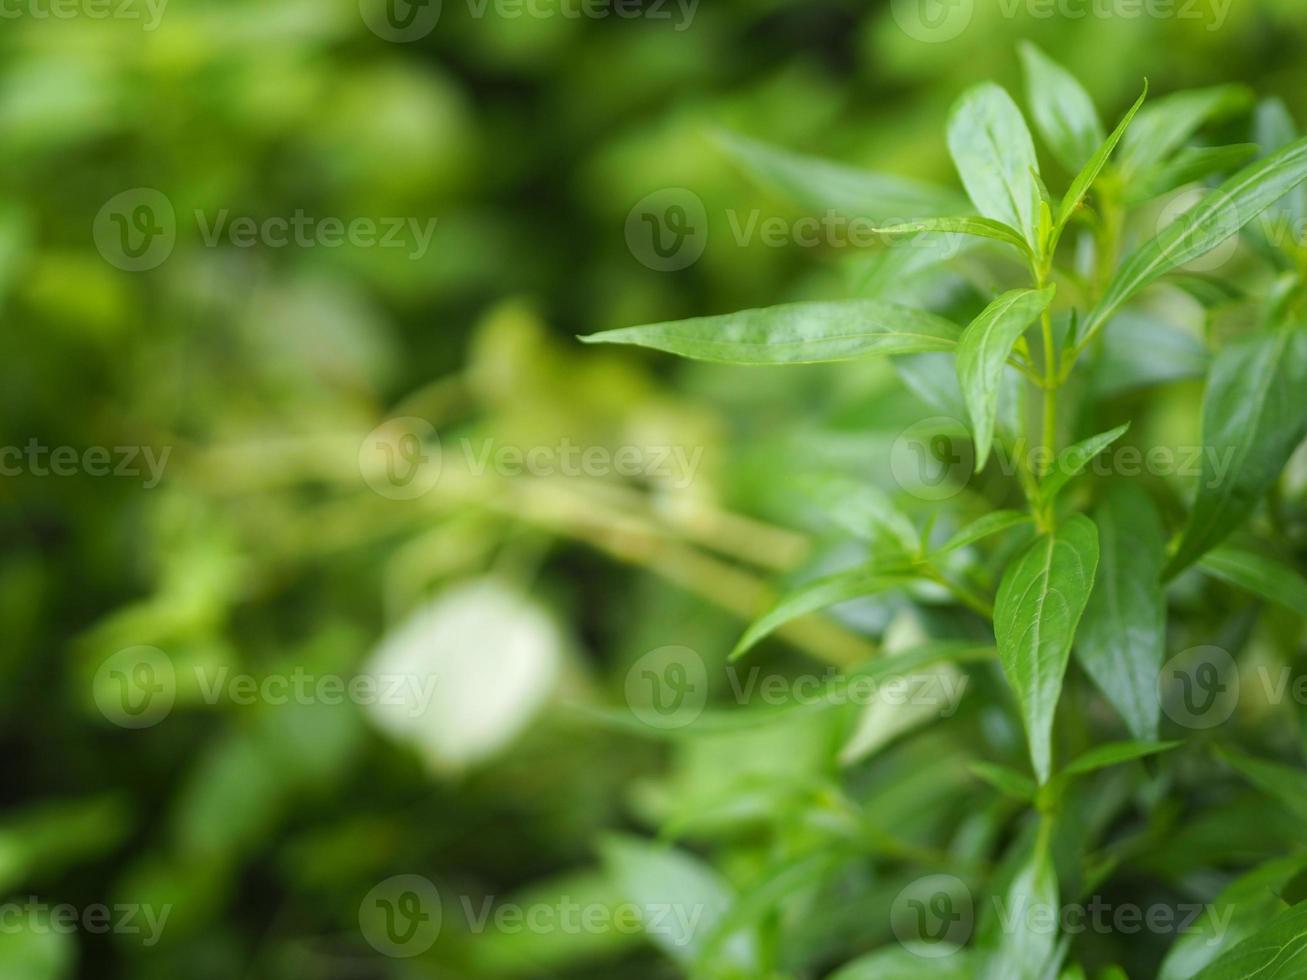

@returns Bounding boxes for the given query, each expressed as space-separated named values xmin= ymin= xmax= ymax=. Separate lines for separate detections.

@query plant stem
xmin=1040 ymin=308 xmax=1058 ymax=475
xmin=1033 ymin=260 xmax=1060 ymax=530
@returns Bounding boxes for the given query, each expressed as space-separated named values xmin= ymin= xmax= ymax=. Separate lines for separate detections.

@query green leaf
xmin=957 ymin=286 xmax=1056 ymax=470
xmin=1199 ymin=547 xmax=1307 ymax=617
xmin=947 ymin=83 xmax=1044 ymax=250
xmin=730 ymin=568 xmax=911 ymax=662
xmin=802 ymin=474 xmax=919 ymax=554
xmin=969 ymin=760 xmax=1037 ymax=801
xmin=1128 ymin=143 xmax=1260 ymax=205
xmin=985 ymin=825 xmax=1060 ymax=980
xmin=1192 ymin=900 xmax=1307 ymax=979
xmin=715 ymin=129 xmax=965 ymax=221
xmin=695 ymin=852 xmax=843 ymax=968
xmin=1082 ymin=137 xmax=1307 ymax=343
xmin=1255 ymin=98 xmax=1307 ymax=229
xmin=1159 ymin=855 xmax=1307 ymax=979
xmin=831 ymin=947 xmax=974 ymax=980
xmin=1018 ymin=43 xmax=1104 ymax=173
xmin=872 ymin=216 xmax=1031 ymax=254
xmin=1062 ymin=740 xmax=1180 ymax=776
xmin=1117 ymin=84 xmax=1252 ymax=179
xmin=933 ymin=510 xmax=1034 ymax=556
xmin=601 ymin=835 xmax=757 ymax=969
xmin=580 ymin=300 xmax=961 ymax=365
xmin=1038 ymin=423 xmax=1130 ymax=504
xmin=1216 ymin=746 xmax=1307 ymax=824
xmin=1165 ymin=325 xmax=1307 ymax=577
xmin=1056 ymin=83 xmax=1148 ymax=231
xmin=995 ymin=514 xmax=1100 ymax=783
xmin=1077 ymin=483 xmax=1166 ymax=740
xmin=1089 ymin=310 xmax=1208 ymax=397
xmin=0 ymin=928 xmax=73 ymax=980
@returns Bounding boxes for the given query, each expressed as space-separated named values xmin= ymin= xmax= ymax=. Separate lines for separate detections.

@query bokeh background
xmin=5 ymin=0 xmax=1307 ymax=976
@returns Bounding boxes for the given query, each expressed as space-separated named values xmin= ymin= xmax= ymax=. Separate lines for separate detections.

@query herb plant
xmin=584 ymin=44 xmax=1307 ymax=979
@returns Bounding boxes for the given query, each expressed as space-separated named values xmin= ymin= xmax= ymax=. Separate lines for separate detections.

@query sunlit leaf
xmin=947 ymin=83 xmax=1044 ymax=250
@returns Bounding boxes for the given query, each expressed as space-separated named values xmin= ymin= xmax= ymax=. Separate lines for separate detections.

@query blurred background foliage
xmin=5 ymin=0 xmax=1307 ymax=977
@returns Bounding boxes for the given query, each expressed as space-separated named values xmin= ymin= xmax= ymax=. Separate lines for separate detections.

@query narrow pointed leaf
xmin=1083 ymin=137 xmax=1307 ymax=342
xmin=730 ymin=569 xmax=911 ymax=662
xmin=1255 ymin=98 xmax=1307 ymax=229
xmin=1056 ymin=83 xmax=1148 ymax=230
xmin=1117 ymin=84 xmax=1252 ymax=179
xmin=1165 ymin=325 xmax=1307 ymax=577
xmin=580 ymin=301 xmax=961 ymax=365
xmin=1077 ymin=483 xmax=1166 ymax=740
xmin=802 ymin=475 xmax=918 ymax=554
xmin=715 ymin=129 xmax=965 ymax=221
xmin=1199 ymin=546 xmax=1307 ymax=617
xmin=873 ymin=216 xmax=1030 ymax=254
xmin=947 ymin=83 xmax=1044 ymax=249
xmin=970 ymin=761 xmax=1037 ymax=801
xmin=1217 ymin=746 xmax=1307 ymax=824
xmin=1128 ymin=143 xmax=1260 ymax=205
xmin=1019 ymin=43 xmax=1104 ymax=173
xmin=1062 ymin=739 xmax=1180 ymax=776
xmin=995 ymin=515 xmax=1100 ymax=783
xmin=957 ymin=286 xmax=1056 ymax=469
xmin=1039 ymin=423 xmax=1130 ymax=504
xmin=934 ymin=510 xmax=1034 ymax=556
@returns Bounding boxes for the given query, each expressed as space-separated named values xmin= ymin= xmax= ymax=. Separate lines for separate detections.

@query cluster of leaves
xmin=585 ymin=43 xmax=1307 ymax=978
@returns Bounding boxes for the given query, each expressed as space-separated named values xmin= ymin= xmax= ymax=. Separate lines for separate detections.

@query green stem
xmin=1033 ymin=263 xmax=1060 ymax=530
